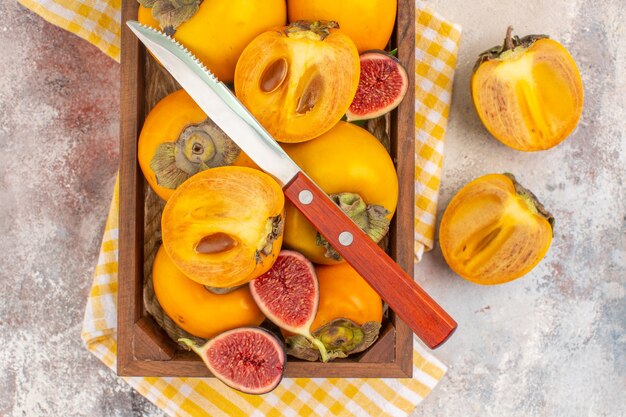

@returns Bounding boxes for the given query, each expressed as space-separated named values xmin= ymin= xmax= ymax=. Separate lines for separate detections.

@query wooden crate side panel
xmin=391 ymin=0 xmax=417 ymax=378
xmin=117 ymin=0 xmax=144 ymax=375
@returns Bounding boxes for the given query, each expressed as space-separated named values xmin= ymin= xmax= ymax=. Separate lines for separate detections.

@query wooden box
xmin=118 ymin=0 xmax=416 ymax=378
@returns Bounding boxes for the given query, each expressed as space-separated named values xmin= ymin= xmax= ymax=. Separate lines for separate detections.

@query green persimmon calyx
xmin=138 ymin=0 xmax=202 ymax=36
xmin=150 ymin=118 xmax=240 ymax=189
xmin=316 ymin=192 xmax=390 ymax=260
xmin=285 ymin=319 xmax=381 ymax=361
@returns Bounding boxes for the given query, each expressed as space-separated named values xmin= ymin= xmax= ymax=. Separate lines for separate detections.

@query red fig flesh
xmin=179 ymin=327 xmax=285 ymax=395
xmin=346 ymin=50 xmax=409 ymax=121
xmin=250 ymin=250 xmax=329 ymax=362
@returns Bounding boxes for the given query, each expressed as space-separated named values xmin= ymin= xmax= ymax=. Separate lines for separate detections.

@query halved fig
xmin=234 ymin=20 xmax=360 ymax=143
xmin=162 ymin=166 xmax=285 ymax=288
xmin=439 ymin=173 xmax=554 ymax=285
xmin=283 ymin=262 xmax=383 ymax=361
xmin=249 ymin=250 xmax=330 ymax=362
xmin=471 ymin=27 xmax=584 ymax=151
xmin=179 ymin=327 xmax=285 ymax=395
xmin=345 ymin=50 xmax=409 ymax=121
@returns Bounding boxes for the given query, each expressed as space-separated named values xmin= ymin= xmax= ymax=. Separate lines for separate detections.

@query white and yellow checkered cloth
xmin=19 ymin=0 xmax=461 ymax=415
xmin=18 ymin=0 xmax=121 ymax=60
xmin=413 ymin=8 xmax=461 ymax=260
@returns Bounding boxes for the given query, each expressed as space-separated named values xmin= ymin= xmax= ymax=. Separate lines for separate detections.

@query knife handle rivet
xmin=298 ymin=190 xmax=313 ymax=205
xmin=338 ymin=231 xmax=353 ymax=246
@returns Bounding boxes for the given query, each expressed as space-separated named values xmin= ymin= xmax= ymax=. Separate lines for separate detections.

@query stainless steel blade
xmin=126 ymin=21 xmax=300 ymax=186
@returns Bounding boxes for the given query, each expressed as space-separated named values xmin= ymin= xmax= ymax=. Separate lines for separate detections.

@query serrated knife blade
xmin=127 ymin=21 xmax=300 ymax=186
xmin=126 ymin=20 xmax=457 ymax=349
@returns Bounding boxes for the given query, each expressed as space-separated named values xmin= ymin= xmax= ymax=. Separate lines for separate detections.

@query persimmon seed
xmin=196 ymin=233 xmax=238 ymax=254
xmin=260 ymin=58 xmax=288 ymax=93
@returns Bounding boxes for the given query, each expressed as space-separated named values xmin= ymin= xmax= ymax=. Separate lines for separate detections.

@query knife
xmin=127 ymin=21 xmax=457 ymax=349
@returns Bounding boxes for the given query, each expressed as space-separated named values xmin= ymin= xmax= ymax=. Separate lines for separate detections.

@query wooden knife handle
xmin=284 ymin=172 xmax=457 ymax=349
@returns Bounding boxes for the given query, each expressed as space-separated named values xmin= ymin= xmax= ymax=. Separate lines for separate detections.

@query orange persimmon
xmin=281 ymin=122 xmax=398 ymax=264
xmin=282 ymin=262 xmax=383 ymax=361
xmin=439 ymin=173 xmax=554 ymax=285
xmin=234 ymin=21 xmax=360 ymax=143
xmin=138 ymin=89 xmax=257 ymax=201
xmin=137 ymin=0 xmax=286 ymax=83
xmin=287 ymin=0 xmax=397 ymax=52
xmin=152 ymin=245 xmax=265 ymax=339
xmin=161 ymin=166 xmax=285 ymax=288
xmin=471 ymin=27 xmax=584 ymax=151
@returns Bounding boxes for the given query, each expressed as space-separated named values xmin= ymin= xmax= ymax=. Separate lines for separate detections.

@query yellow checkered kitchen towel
xmin=19 ymin=0 xmax=461 ymax=414
xmin=81 ymin=179 xmax=450 ymax=417
xmin=18 ymin=0 xmax=121 ymax=60
xmin=413 ymin=5 xmax=461 ymax=260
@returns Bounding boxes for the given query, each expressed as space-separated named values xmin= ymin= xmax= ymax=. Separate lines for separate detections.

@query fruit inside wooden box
xmin=117 ymin=0 xmax=416 ymax=378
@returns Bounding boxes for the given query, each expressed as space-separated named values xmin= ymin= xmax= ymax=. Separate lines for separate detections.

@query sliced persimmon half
xmin=439 ymin=173 xmax=554 ymax=285
xmin=234 ymin=21 xmax=360 ymax=143
xmin=161 ymin=166 xmax=285 ymax=288
xmin=471 ymin=27 xmax=584 ymax=151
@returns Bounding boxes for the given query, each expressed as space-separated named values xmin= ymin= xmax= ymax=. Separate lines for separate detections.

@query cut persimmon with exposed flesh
xmin=234 ymin=21 xmax=360 ymax=143
xmin=439 ymin=173 xmax=554 ymax=285
xmin=161 ymin=166 xmax=285 ymax=288
xmin=471 ymin=27 xmax=583 ymax=151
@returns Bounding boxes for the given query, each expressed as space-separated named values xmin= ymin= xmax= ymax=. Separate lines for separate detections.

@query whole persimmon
xmin=287 ymin=0 xmax=397 ymax=52
xmin=281 ymin=262 xmax=383 ymax=361
xmin=152 ymin=245 xmax=265 ymax=339
xmin=138 ymin=89 xmax=257 ymax=201
xmin=281 ymin=122 xmax=398 ymax=264
xmin=137 ymin=0 xmax=286 ymax=83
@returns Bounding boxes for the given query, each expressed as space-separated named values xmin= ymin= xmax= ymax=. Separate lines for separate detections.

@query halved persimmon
xmin=471 ymin=27 xmax=584 ymax=151
xmin=439 ymin=173 xmax=554 ymax=285
xmin=161 ymin=166 xmax=285 ymax=288
xmin=234 ymin=21 xmax=360 ymax=143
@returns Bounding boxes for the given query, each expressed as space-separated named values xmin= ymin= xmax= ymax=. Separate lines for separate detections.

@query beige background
xmin=0 ymin=0 xmax=624 ymax=416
